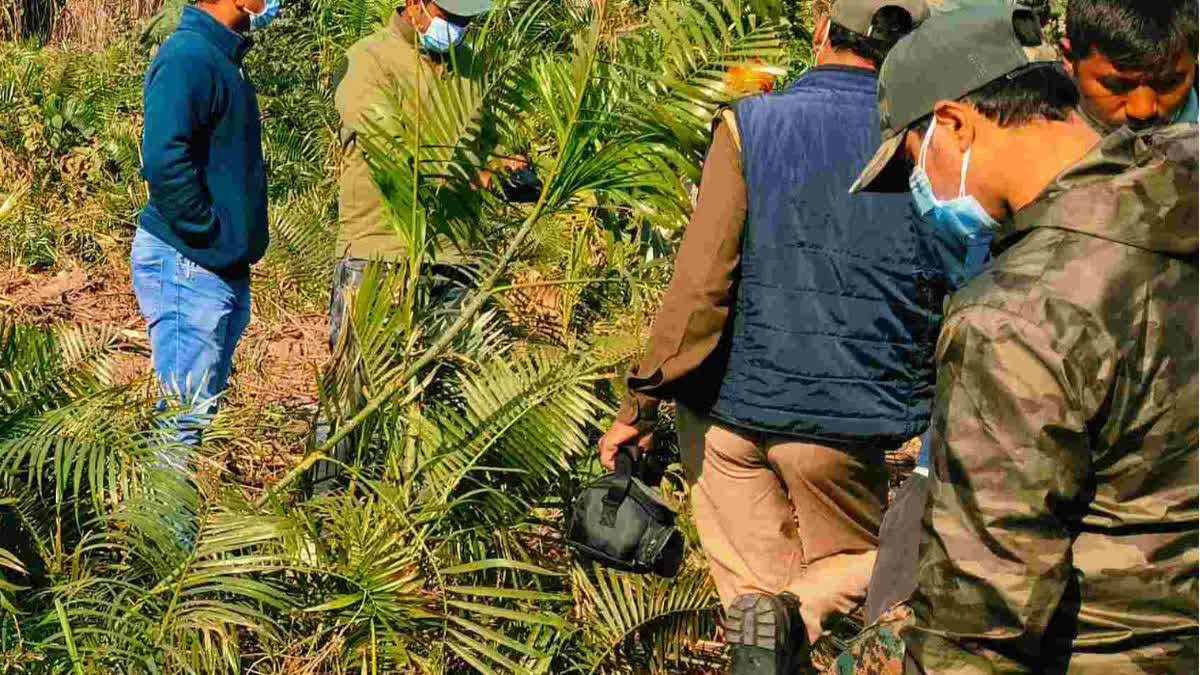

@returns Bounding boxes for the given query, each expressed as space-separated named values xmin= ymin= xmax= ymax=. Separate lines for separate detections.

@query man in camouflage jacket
xmin=906 ymin=122 xmax=1199 ymax=674
xmin=845 ymin=4 xmax=1198 ymax=672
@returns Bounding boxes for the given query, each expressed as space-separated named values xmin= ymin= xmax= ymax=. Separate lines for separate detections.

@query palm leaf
xmin=571 ymin=562 xmax=720 ymax=673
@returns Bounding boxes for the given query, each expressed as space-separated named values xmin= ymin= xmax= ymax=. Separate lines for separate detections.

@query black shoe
xmin=725 ymin=592 xmax=809 ymax=675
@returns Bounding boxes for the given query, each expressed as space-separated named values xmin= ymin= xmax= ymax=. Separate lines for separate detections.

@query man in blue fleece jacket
xmin=133 ymin=0 xmax=279 ymax=458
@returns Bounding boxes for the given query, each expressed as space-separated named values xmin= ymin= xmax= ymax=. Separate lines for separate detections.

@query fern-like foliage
xmin=569 ymin=561 xmax=721 ymax=674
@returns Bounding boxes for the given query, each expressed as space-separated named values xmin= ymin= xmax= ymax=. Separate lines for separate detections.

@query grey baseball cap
xmin=850 ymin=2 xmax=1060 ymax=193
xmin=436 ymin=0 xmax=491 ymax=17
xmin=831 ymin=0 xmax=930 ymax=38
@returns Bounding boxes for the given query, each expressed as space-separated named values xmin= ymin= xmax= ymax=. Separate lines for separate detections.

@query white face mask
xmin=420 ymin=3 xmax=466 ymax=54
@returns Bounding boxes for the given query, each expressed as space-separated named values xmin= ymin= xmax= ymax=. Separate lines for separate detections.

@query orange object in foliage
xmin=724 ymin=60 xmax=776 ymax=96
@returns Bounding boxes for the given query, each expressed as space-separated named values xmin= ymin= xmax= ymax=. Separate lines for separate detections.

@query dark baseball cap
xmin=831 ymin=0 xmax=930 ymax=37
xmin=850 ymin=3 xmax=1060 ymax=193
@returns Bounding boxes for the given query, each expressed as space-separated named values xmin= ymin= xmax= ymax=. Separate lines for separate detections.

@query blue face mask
xmin=420 ymin=5 xmax=466 ymax=54
xmin=249 ymin=0 xmax=280 ymax=31
xmin=909 ymin=123 xmax=999 ymax=290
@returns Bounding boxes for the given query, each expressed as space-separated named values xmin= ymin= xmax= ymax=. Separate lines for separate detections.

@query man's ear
xmin=932 ymin=101 xmax=975 ymax=153
xmin=1059 ymin=38 xmax=1076 ymax=77
xmin=813 ymin=16 xmax=830 ymax=51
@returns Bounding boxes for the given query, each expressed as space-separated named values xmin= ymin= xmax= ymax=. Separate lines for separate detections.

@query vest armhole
xmin=717 ymin=109 xmax=741 ymax=153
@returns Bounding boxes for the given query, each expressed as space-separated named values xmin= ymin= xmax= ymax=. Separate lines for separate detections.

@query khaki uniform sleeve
xmin=616 ymin=120 xmax=746 ymax=430
xmin=902 ymin=306 xmax=1114 ymax=673
xmin=334 ymin=51 xmax=368 ymax=140
xmin=335 ymin=44 xmax=404 ymax=146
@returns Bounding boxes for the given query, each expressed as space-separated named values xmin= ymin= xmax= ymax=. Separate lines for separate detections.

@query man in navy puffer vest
xmin=599 ymin=1 xmax=941 ymax=672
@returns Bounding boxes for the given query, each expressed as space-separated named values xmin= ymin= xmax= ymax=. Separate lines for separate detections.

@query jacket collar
xmin=790 ymin=64 xmax=878 ymax=94
xmin=179 ymin=6 xmax=252 ymax=65
xmin=1004 ymin=125 xmax=1199 ymax=256
xmin=807 ymin=64 xmax=877 ymax=77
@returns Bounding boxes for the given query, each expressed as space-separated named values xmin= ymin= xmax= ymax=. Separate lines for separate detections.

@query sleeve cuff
xmin=615 ymin=392 xmax=660 ymax=433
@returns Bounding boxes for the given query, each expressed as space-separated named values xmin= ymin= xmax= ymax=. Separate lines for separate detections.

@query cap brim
xmin=436 ymin=0 xmax=492 ymax=16
xmin=849 ymin=131 xmax=909 ymax=194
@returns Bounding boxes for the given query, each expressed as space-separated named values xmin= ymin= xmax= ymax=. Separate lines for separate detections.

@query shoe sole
xmin=726 ymin=593 xmax=782 ymax=651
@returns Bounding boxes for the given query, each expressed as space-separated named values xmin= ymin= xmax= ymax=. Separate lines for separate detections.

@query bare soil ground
xmin=0 ymin=260 xmax=329 ymax=490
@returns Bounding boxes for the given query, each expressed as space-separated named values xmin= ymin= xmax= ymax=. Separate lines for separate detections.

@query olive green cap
xmin=436 ymin=0 xmax=492 ymax=17
xmin=831 ymin=0 xmax=930 ymax=38
xmin=850 ymin=2 xmax=1060 ymax=193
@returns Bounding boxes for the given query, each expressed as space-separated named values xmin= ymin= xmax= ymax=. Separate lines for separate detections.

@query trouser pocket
xmin=131 ymin=228 xmax=172 ymax=322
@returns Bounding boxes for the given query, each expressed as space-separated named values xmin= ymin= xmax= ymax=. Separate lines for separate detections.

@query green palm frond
xmin=267 ymin=184 xmax=338 ymax=292
xmin=0 ymin=546 xmax=28 ymax=616
xmin=417 ymin=350 xmax=606 ymax=523
xmin=0 ymin=389 xmax=162 ymax=516
xmin=0 ymin=324 xmax=151 ymax=514
xmin=359 ymin=58 xmax=513 ymax=257
xmin=296 ymin=493 xmax=568 ymax=674
xmin=0 ymin=323 xmax=124 ymax=422
xmin=313 ymin=0 xmax=403 ymax=44
xmin=570 ymin=562 xmax=720 ymax=674
xmin=626 ymin=0 xmax=789 ymax=160
xmin=39 ymin=496 xmax=295 ymax=673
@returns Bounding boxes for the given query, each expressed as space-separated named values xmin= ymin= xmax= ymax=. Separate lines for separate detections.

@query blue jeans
xmin=131 ymin=228 xmax=251 ymax=459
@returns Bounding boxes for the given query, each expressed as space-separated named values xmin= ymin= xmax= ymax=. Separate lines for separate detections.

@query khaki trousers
xmin=677 ymin=405 xmax=888 ymax=645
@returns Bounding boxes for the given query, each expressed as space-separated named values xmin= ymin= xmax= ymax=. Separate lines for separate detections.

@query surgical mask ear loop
xmin=420 ymin=1 xmax=441 ymax=35
xmin=919 ymin=122 xmax=975 ymax=202
xmin=918 ymin=121 xmax=936 ymax=174
xmin=959 ymin=146 xmax=972 ymax=199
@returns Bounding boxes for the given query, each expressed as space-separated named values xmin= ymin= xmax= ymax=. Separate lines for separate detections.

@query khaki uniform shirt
xmin=333 ymin=13 xmax=470 ymax=263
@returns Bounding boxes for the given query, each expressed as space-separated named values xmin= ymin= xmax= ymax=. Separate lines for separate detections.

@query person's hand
xmin=598 ymin=420 xmax=653 ymax=471
xmin=471 ymin=156 xmax=531 ymax=192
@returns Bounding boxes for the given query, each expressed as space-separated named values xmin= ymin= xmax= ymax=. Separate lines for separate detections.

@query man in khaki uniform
xmin=308 ymin=0 xmax=490 ymax=491
xmin=332 ymin=0 xmax=489 ymax=274
xmin=840 ymin=4 xmax=1198 ymax=672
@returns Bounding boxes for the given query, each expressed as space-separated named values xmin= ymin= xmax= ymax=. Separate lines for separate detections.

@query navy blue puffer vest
xmin=709 ymin=66 xmax=945 ymax=444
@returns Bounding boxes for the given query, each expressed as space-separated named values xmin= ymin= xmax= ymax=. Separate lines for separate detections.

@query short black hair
xmin=828 ymin=6 xmax=917 ymax=68
xmin=1066 ymin=0 xmax=1198 ymax=73
xmin=912 ymin=64 xmax=1081 ymax=134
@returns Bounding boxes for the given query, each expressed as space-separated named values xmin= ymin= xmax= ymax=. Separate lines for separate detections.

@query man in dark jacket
xmin=841 ymin=4 xmax=1197 ymax=672
xmin=597 ymin=1 xmax=938 ymax=671
xmin=133 ymin=0 xmax=278 ymax=458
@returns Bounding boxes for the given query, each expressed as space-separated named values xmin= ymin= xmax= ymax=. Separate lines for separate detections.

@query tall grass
xmin=0 ymin=0 xmax=166 ymax=47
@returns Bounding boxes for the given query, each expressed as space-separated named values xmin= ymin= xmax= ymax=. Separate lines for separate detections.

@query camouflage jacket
xmin=905 ymin=125 xmax=1199 ymax=674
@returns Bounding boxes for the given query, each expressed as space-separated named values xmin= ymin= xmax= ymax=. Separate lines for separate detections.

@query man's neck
xmin=199 ymin=2 xmax=247 ymax=34
xmin=815 ymin=49 xmax=876 ymax=72
xmin=1002 ymin=115 xmax=1101 ymax=213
